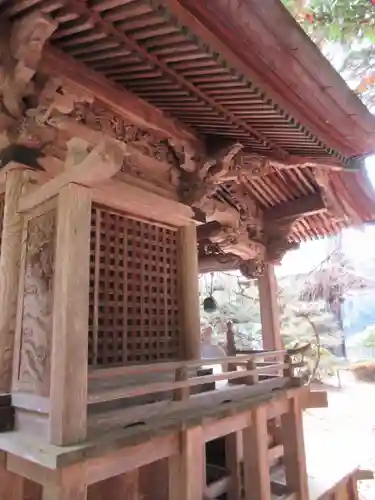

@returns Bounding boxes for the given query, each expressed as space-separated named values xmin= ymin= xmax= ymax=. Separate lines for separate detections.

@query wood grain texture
xmin=0 ymin=170 xmax=28 ymax=392
xmin=243 ymin=406 xmax=272 ymax=500
xmin=42 ymin=464 xmax=87 ymax=500
xmin=177 ymin=224 xmax=201 ymax=360
xmin=50 ymin=184 xmax=91 ymax=446
xmin=258 ymin=263 xmax=283 ymax=350
xmin=282 ymin=397 xmax=309 ymax=500
xmin=18 ymin=210 xmax=56 ymax=394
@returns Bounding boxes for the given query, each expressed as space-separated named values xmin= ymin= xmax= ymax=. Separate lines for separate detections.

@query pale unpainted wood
xmin=86 ymin=434 xmax=179 ymax=485
xmin=139 ymin=460 xmax=169 ymax=500
xmin=225 ymin=431 xmax=242 ymax=500
xmin=50 ymin=184 xmax=91 ymax=445
xmin=243 ymin=406 xmax=272 ymax=500
xmin=17 ymin=209 xmax=56 ymax=396
xmin=92 ymin=180 xmax=193 ymax=228
xmin=0 ymin=169 xmax=29 ymax=392
xmin=88 ymin=470 xmax=140 ymax=500
xmin=258 ymin=263 xmax=283 ymax=350
xmin=169 ymin=427 xmax=205 ymax=500
xmin=282 ymin=396 xmax=309 ymax=500
xmin=177 ymin=223 xmax=201 ymax=360
xmin=88 ymin=366 xmax=288 ymax=404
xmin=0 ymin=451 xmax=25 ymax=500
xmin=42 ymin=464 xmax=87 ymax=500
xmin=18 ymin=140 xmax=125 ymax=214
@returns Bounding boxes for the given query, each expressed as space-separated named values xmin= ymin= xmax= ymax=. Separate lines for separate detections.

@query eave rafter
xmin=48 ymin=0 xmax=291 ymax=162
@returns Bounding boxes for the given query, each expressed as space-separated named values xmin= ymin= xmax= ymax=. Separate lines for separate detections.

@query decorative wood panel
xmin=18 ymin=210 xmax=56 ymax=393
xmin=89 ymin=205 xmax=181 ymax=367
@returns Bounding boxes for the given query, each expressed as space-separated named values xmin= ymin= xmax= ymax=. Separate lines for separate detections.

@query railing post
xmin=174 ymin=367 xmax=189 ymax=401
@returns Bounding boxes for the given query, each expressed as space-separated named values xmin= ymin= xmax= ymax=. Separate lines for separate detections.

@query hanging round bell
xmin=203 ymin=295 xmax=217 ymax=313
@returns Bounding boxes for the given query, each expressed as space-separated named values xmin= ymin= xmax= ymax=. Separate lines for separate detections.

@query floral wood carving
xmin=18 ymin=210 xmax=56 ymax=394
xmin=69 ymin=102 xmax=178 ymax=166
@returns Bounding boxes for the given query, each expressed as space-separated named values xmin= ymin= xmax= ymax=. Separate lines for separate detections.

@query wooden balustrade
xmin=87 ymin=350 xmax=302 ymax=406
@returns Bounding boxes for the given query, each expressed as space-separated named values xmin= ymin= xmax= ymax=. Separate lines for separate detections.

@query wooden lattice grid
xmin=89 ymin=204 xmax=182 ymax=367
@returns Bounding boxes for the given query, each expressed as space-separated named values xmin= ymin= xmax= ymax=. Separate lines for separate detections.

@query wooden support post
xmin=0 ymin=168 xmax=28 ymax=392
xmin=225 ymin=432 xmax=243 ymax=500
xmin=243 ymin=406 xmax=271 ymax=500
xmin=0 ymin=452 xmax=25 ymax=500
xmin=174 ymin=367 xmax=190 ymax=401
xmin=258 ymin=263 xmax=283 ymax=350
xmin=178 ymin=224 xmax=201 ymax=360
xmin=169 ymin=427 xmax=205 ymax=500
xmin=42 ymin=465 xmax=87 ymax=500
xmin=50 ymin=184 xmax=91 ymax=446
xmin=281 ymin=396 xmax=309 ymax=500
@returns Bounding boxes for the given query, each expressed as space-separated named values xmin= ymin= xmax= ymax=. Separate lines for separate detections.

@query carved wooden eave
xmin=0 ymin=7 xmax=372 ymax=279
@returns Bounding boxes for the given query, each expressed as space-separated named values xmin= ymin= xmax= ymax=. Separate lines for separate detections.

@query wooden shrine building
xmin=0 ymin=1 xmax=374 ymax=499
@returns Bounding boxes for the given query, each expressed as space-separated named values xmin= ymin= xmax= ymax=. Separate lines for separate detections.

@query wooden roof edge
xmin=40 ymin=45 xmax=203 ymax=152
xmin=174 ymin=0 xmax=375 ymax=159
xmin=332 ymin=169 xmax=375 ymax=223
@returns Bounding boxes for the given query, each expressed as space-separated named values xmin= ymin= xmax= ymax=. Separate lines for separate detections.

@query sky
xmin=278 ymin=156 xmax=375 ymax=277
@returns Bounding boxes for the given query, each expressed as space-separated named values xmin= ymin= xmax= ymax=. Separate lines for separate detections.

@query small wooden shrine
xmin=0 ymin=1 xmax=374 ymax=500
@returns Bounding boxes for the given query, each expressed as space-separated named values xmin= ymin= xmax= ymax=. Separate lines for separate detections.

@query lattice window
xmin=89 ymin=205 xmax=182 ymax=367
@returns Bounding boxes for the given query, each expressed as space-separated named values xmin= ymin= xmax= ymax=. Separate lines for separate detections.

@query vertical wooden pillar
xmin=243 ymin=407 xmax=271 ymax=500
xmin=49 ymin=184 xmax=91 ymax=446
xmin=225 ymin=431 xmax=243 ymax=500
xmin=42 ymin=465 xmax=87 ymax=500
xmin=281 ymin=396 xmax=309 ymax=500
xmin=178 ymin=223 xmax=201 ymax=360
xmin=0 ymin=168 xmax=28 ymax=392
xmin=169 ymin=427 xmax=205 ymax=500
xmin=0 ymin=451 xmax=25 ymax=500
xmin=258 ymin=263 xmax=283 ymax=350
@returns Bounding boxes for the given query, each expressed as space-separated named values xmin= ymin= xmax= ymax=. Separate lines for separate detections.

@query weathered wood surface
xmin=0 ymin=385 xmax=303 ymax=473
xmin=18 ymin=210 xmax=56 ymax=394
xmin=0 ymin=170 xmax=28 ymax=392
xmin=50 ymin=184 xmax=91 ymax=446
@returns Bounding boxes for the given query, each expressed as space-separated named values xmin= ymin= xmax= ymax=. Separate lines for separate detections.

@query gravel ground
xmin=303 ymin=373 xmax=375 ymax=499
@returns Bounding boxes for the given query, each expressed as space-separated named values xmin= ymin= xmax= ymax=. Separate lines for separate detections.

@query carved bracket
xmin=0 ymin=14 xmax=57 ymax=119
xmin=170 ymin=139 xmax=244 ymax=208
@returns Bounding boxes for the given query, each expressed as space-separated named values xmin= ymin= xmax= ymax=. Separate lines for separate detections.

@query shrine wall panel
xmin=16 ymin=208 xmax=56 ymax=395
xmin=89 ymin=204 xmax=182 ymax=368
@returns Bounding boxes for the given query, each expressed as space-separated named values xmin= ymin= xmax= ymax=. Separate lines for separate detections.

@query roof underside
xmin=3 ymin=0 xmax=375 ymax=242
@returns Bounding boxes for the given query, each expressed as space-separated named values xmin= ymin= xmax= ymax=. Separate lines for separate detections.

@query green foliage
xmin=281 ymin=0 xmax=375 ymax=109
xmin=362 ymin=326 xmax=375 ymax=348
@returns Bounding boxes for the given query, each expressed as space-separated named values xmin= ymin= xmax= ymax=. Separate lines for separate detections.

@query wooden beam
xmin=258 ymin=264 xmax=283 ymax=350
xmin=199 ymin=255 xmax=239 ymax=274
xmin=178 ymin=224 xmax=201 ymax=359
xmin=50 ymin=184 xmax=91 ymax=445
xmin=243 ymin=407 xmax=272 ymax=500
xmin=18 ymin=140 xmax=126 ymax=213
xmin=225 ymin=432 xmax=242 ymax=500
xmin=264 ymin=193 xmax=326 ymax=222
xmin=0 ymin=167 xmax=28 ymax=391
xmin=42 ymin=464 xmax=87 ymax=500
xmin=41 ymin=46 xmax=201 ymax=150
xmin=281 ymin=397 xmax=309 ymax=500
xmin=0 ymin=452 xmax=25 ymax=500
xmin=169 ymin=427 xmax=205 ymax=500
